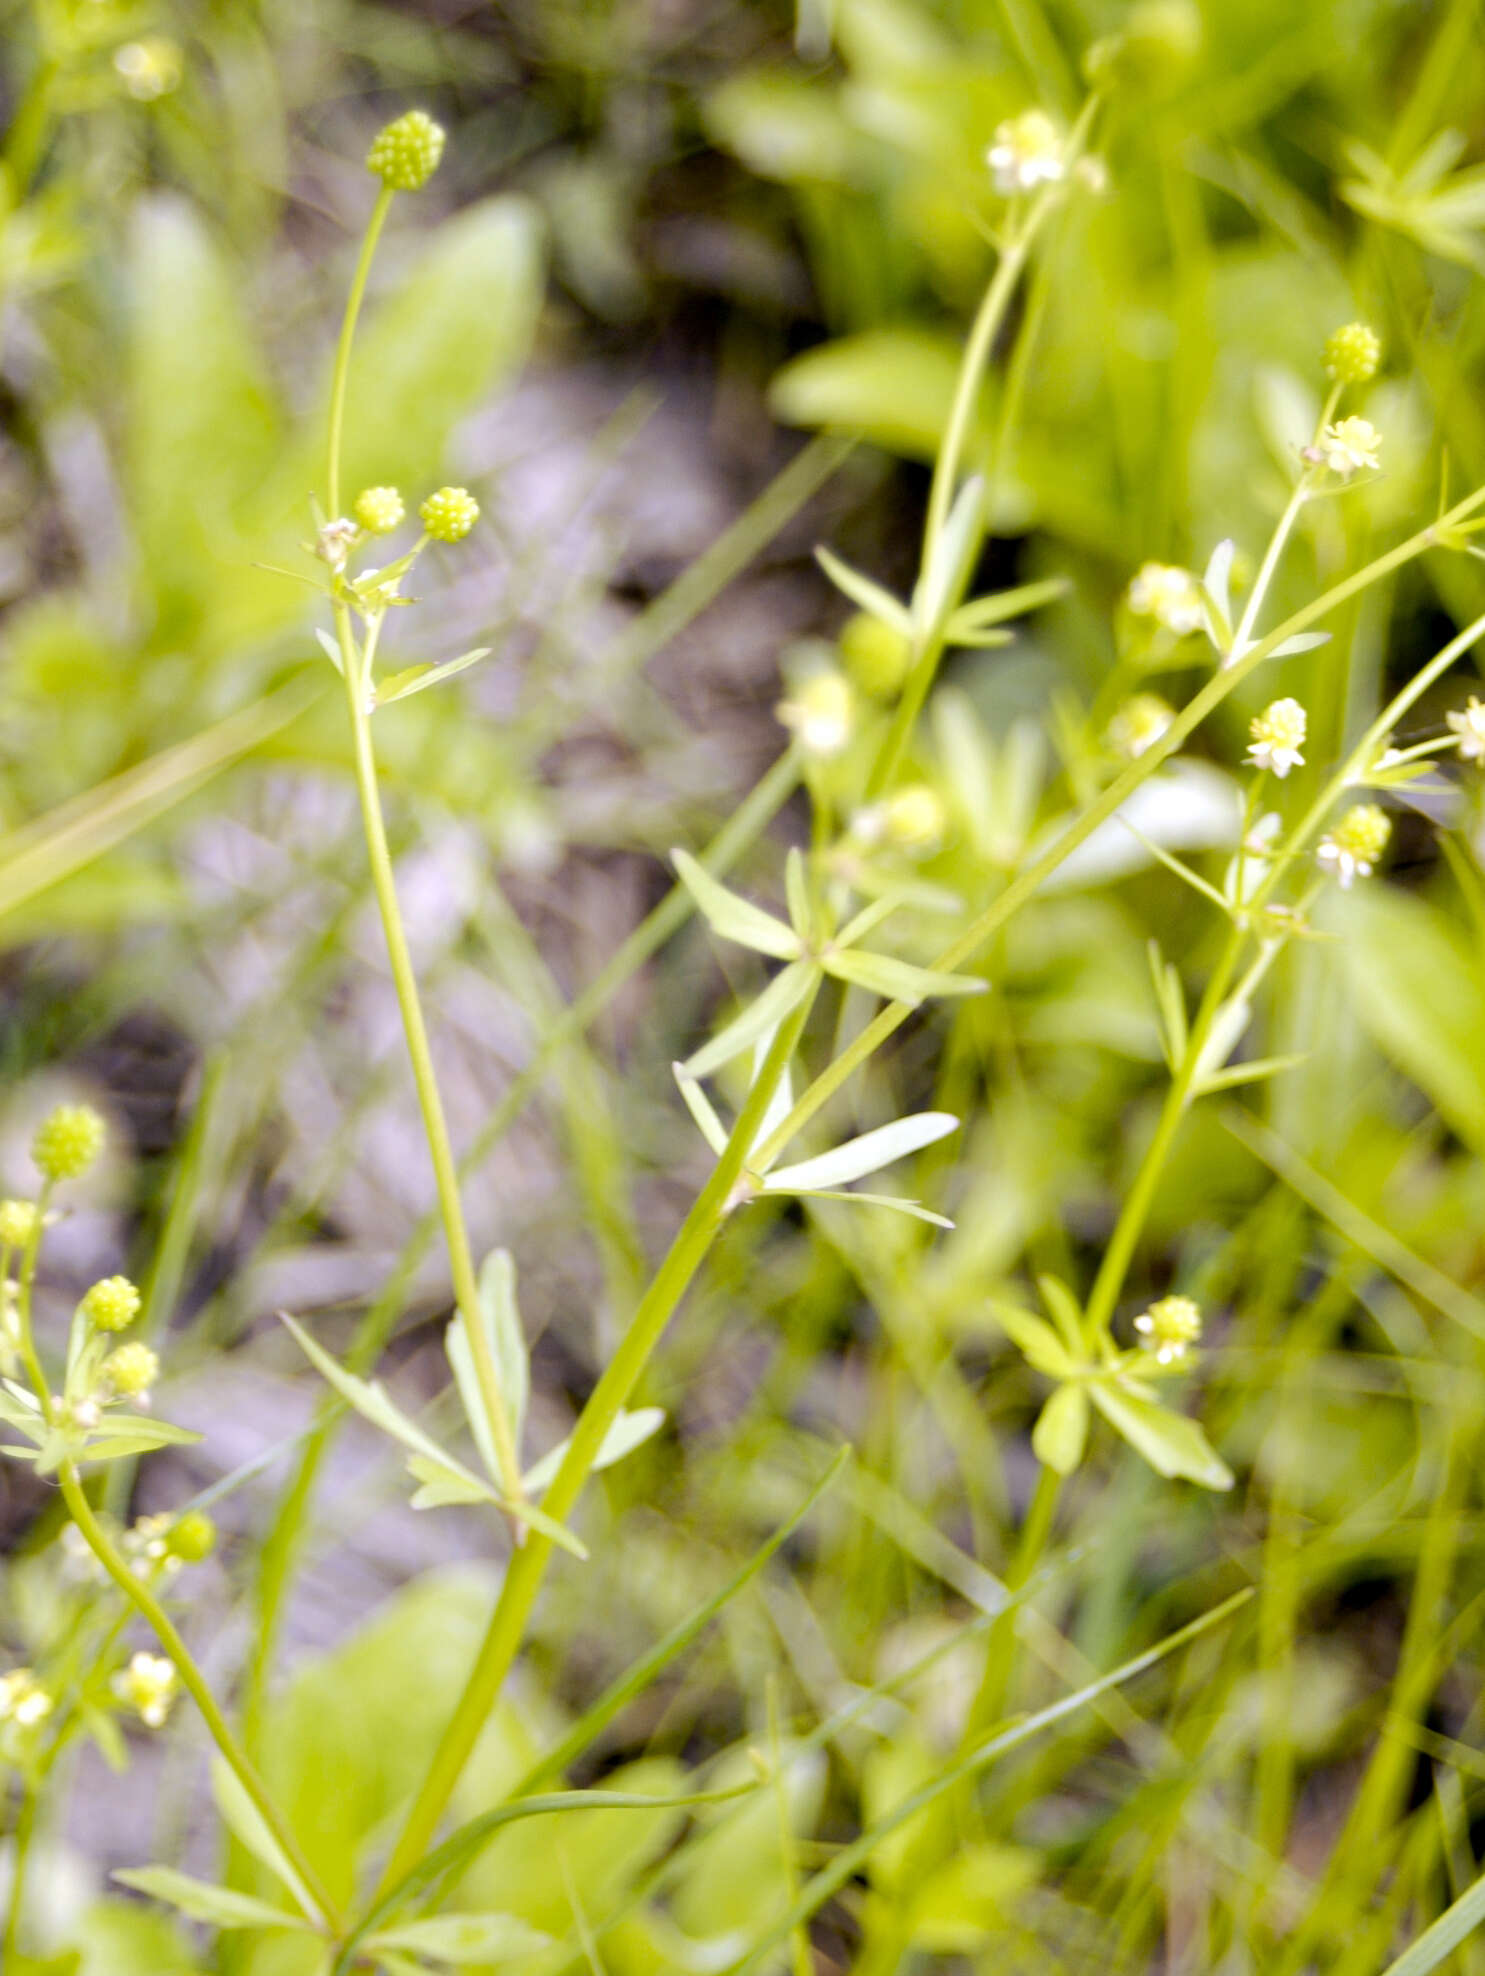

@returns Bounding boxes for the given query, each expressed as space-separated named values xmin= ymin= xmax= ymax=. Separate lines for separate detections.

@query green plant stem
xmin=55 ymin=1465 xmax=341 ymax=1936
xmin=869 ymin=96 xmax=1099 ymax=800
xmin=242 ymin=746 xmax=803 ymax=1754
xmin=1226 ymin=383 xmax=1340 ymax=664
xmin=1 ymin=1779 xmax=39 ymax=1963
xmin=372 ymin=985 xmax=820 ymax=1900
xmin=326 ymin=185 xmax=393 ymax=519
xmin=336 ymin=639 xmax=527 ymax=1511
xmin=963 ymin=1462 xmax=1063 ymax=1745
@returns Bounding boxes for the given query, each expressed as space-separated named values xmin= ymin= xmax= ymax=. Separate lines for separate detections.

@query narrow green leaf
xmin=672 ymin=849 xmax=802 ymax=961
xmin=988 ymin=1302 xmax=1079 ymax=1380
xmin=763 ymin=1112 xmax=958 ymax=1192
xmin=1192 ymin=1052 xmax=1308 ymax=1095
xmin=521 ymin=1406 xmax=666 ymax=1497
xmin=1032 ymin=1384 xmax=1088 ymax=1475
xmin=375 ymin=647 xmax=493 ymax=707
xmin=1035 ymin=1275 xmax=1086 ymax=1358
xmin=784 ymin=846 xmax=811 ymax=943
xmin=824 ymin=947 xmax=986 ymax=1006
xmin=210 ymin=1759 xmax=324 ymax=1924
xmin=475 ymin=1250 xmax=530 ymax=1458
xmin=946 ymin=575 xmax=1069 ymax=636
xmin=674 ymin=1065 xmax=729 ymax=1155
xmin=405 ymin=1453 xmax=501 ymax=1511
xmin=791 ymin=1188 xmax=953 ymax=1228
xmin=1378 ymin=1861 xmax=1485 ymax=1976
xmin=682 ymin=960 xmax=815 ymax=1081
xmin=111 ymin=1868 xmax=313 ymax=1934
xmin=364 ymin=1914 xmax=553 ymax=1964
xmin=814 ymin=546 xmax=913 ymax=636
xmin=1089 ymin=1383 xmax=1233 ymax=1490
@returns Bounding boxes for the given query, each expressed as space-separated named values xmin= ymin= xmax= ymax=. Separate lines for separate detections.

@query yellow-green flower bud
xmin=1323 ymin=322 xmax=1382 ymax=386
xmin=839 ymin=611 xmax=912 ymax=698
xmin=882 ymin=785 xmax=947 ymax=851
xmin=0 ymin=1200 xmax=38 ymax=1249
xmin=1107 ymin=693 xmax=1175 ymax=759
xmin=1134 ymin=1293 xmax=1202 ymax=1364
xmin=366 ymin=110 xmax=446 ymax=192
xmin=81 ymin=1275 xmax=141 ymax=1333
xmin=103 ymin=1342 xmax=158 ymax=1399
xmin=353 ymin=486 xmax=405 ymax=535
xmin=165 ymin=1510 xmax=217 ymax=1564
xmin=419 ymin=486 xmax=479 ymax=543
xmin=32 ymin=1104 xmax=105 ymax=1184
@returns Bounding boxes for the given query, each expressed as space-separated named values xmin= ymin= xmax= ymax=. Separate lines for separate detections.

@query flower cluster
xmin=776 ymin=671 xmax=853 ymax=759
xmin=1107 ymin=693 xmax=1175 ymax=759
xmin=1127 ymin=561 xmax=1204 ymax=636
xmin=986 ymin=111 xmax=1066 ymax=195
xmin=1447 ymin=696 xmax=1485 ymax=762
xmin=1318 ymin=803 xmax=1391 ymax=887
xmin=1246 ymin=697 xmax=1307 ymax=778
xmin=114 ymin=1651 xmax=178 ymax=1729
xmin=1310 ymin=416 xmax=1382 ymax=479
xmin=1323 ymin=322 xmax=1382 ymax=386
xmin=366 ymin=110 xmax=446 ymax=192
xmin=1134 ymin=1294 xmax=1203 ymax=1364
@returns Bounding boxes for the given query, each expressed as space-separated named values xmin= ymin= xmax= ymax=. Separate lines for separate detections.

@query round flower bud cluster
xmin=1126 ymin=561 xmax=1204 ymax=636
xmin=986 ymin=111 xmax=1065 ymax=195
xmin=167 ymin=1510 xmax=218 ymax=1563
xmin=0 ymin=1199 xmax=38 ymax=1249
xmin=366 ymin=110 xmax=446 ymax=192
xmin=1323 ymin=322 xmax=1382 ymax=386
xmin=1134 ymin=1293 xmax=1202 ymax=1364
xmin=1246 ymin=697 xmax=1307 ymax=778
xmin=419 ymin=486 xmax=479 ymax=543
xmin=1311 ymin=417 xmax=1382 ymax=478
xmin=839 ymin=612 xmax=912 ymax=698
xmin=776 ymin=671 xmax=854 ymax=760
xmin=0 ymin=1667 xmax=53 ymax=1730
xmin=1447 ymin=696 xmax=1485 ymax=762
xmin=103 ymin=1342 xmax=159 ymax=1401
xmin=354 ymin=486 xmax=405 ymax=535
xmin=1107 ymin=693 xmax=1175 ymax=760
xmin=1317 ymin=803 xmax=1391 ymax=888
xmin=81 ymin=1275 xmax=141 ymax=1333
xmin=115 ymin=1651 xmax=177 ymax=1729
xmin=33 ymin=1104 xmax=105 ymax=1184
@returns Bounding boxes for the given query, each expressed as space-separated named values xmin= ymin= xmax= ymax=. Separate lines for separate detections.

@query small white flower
xmin=1310 ymin=416 xmax=1382 ymax=478
xmin=1447 ymin=696 xmax=1485 ymax=762
xmin=1106 ymin=693 xmax=1175 ymax=759
xmin=776 ymin=671 xmax=853 ymax=759
xmin=115 ymin=1651 xmax=178 ymax=1730
xmin=1245 ymin=697 xmax=1307 ymax=778
xmin=1127 ymin=562 xmax=1204 ymax=637
xmin=1317 ymin=803 xmax=1391 ymax=888
xmin=314 ymin=517 xmax=358 ymax=570
xmin=0 ymin=1669 xmax=53 ymax=1728
xmin=986 ymin=111 xmax=1065 ymax=195
xmin=1134 ymin=1294 xmax=1203 ymax=1365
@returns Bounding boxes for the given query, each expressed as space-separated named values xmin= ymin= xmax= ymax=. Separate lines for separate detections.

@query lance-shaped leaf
xmin=69 ymin=1416 xmax=205 ymax=1467
xmin=1201 ymin=539 xmax=1235 ymax=653
xmin=824 ymin=947 xmax=986 ymax=1007
xmin=672 ymin=850 xmax=802 ymax=961
xmin=815 ymin=545 xmax=913 ymax=637
xmin=212 ymin=1759 xmax=325 ymax=1924
xmin=112 ymin=1868 xmax=314 ymax=1934
xmin=374 ymin=645 xmax=494 ymax=708
xmin=447 ymin=1249 xmax=529 ymax=1480
xmin=913 ymin=475 xmax=986 ymax=639
xmin=681 ymin=960 xmax=817 ymax=1081
xmin=521 ymin=1405 xmax=666 ymax=1497
xmin=790 ymin=1188 xmax=953 ymax=1228
xmin=989 ymin=1301 xmax=1079 ymax=1380
xmin=364 ymin=1914 xmax=554 ymax=1966
xmin=1268 ymin=631 xmax=1331 ymax=658
xmin=1032 ymin=1384 xmax=1089 ymax=1475
xmin=945 ymin=574 xmax=1069 ymax=645
xmin=675 ymin=1064 xmax=729 ymax=1155
xmin=1089 ymin=1382 xmax=1233 ymax=1490
xmin=763 ymin=1111 xmax=958 ymax=1192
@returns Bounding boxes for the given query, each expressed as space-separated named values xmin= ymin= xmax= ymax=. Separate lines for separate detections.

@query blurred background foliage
xmin=5 ymin=0 xmax=1485 ymax=1971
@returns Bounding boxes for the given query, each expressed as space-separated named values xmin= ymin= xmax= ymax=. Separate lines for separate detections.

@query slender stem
xmin=2 ymin=1779 xmax=39 ymax=1962
xmin=372 ymin=986 xmax=820 ymax=1899
xmin=242 ymin=747 xmax=804 ymax=1753
xmin=963 ymin=1464 xmax=1063 ymax=1745
xmin=337 ymin=638 xmax=527 ymax=1509
xmin=327 ymin=186 xmax=394 ymax=519
xmin=56 ymin=1465 xmax=342 ymax=1935
xmin=1227 ymin=382 xmax=1340 ymax=664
